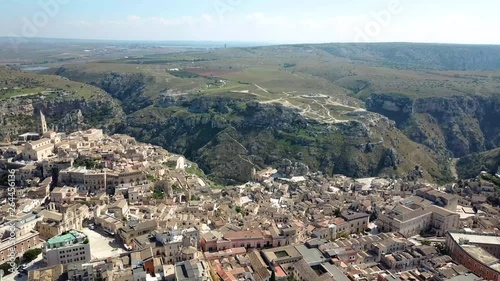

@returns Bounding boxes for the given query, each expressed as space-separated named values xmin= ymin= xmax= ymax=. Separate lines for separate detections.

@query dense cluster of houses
xmin=1 ymin=112 xmax=500 ymax=281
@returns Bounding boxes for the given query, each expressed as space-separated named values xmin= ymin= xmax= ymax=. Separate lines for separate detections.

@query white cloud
xmin=58 ymin=9 xmax=500 ymax=44
xmin=69 ymin=20 xmax=94 ymax=27
xmin=127 ymin=15 xmax=141 ymax=21
xmin=245 ymin=13 xmax=289 ymax=26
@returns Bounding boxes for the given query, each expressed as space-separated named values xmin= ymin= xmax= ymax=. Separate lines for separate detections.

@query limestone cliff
xmin=366 ymin=94 xmax=500 ymax=158
xmin=115 ymin=96 xmax=449 ymax=184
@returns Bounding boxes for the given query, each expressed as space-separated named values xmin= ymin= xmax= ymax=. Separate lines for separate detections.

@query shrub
xmin=23 ymin=248 xmax=42 ymax=263
xmin=0 ymin=258 xmax=19 ymax=276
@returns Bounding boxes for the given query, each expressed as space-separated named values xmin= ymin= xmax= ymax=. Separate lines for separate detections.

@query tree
xmin=146 ymin=174 xmax=155 ymax=182
xmin=421 ymin=239 xmax=431 ymax=246
xmin=50 ymin=167 xmax=60 ymax=190
xmin=270 ymin=269 xmax=276 ymax=281
xmin=152 ymin=190 xmax=165 ymax=200
xmin=22 ymin=248 xmax=42 ymax=263
xmin=435 ymin=243 xmax=449 ymax=255
xmin=0 ymin=172 xmax=8 ymax=186
xmin=0 ymin=258 xmax=19 ymax=276
xmin=235 ymin=206 xmax=243 ymax=213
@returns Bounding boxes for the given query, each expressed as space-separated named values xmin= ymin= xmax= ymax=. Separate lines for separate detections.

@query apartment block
xmin=42 ymin=230 xmax=91 ymax=266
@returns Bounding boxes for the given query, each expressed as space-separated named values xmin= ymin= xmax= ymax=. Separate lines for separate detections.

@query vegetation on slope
xmin=456 ymin=148 xmax=500 ymax=179
xmin=0 ymin=66 xmax=124 ymax=141
xmin=311 ymin=43 xmax=500 ymax=70
xmin=116 ymin=96 xmax=450 ymax=184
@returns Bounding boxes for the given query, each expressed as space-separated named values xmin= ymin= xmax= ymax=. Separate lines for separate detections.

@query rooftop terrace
xmin=46 ymin=230 xmax=87 ymax=248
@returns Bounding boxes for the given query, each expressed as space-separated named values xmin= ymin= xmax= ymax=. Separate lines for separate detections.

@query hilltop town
xmin=1 ymin=112 xmax=500 ymax=281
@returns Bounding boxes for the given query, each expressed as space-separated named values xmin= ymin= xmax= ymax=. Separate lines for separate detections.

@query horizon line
xmin=1 ymin=36 xmax=500 ymax=47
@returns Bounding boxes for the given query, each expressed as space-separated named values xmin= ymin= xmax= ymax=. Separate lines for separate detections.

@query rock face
xmin=382 ymin=148 xmax=400 ymax=169
xmin=46 ymin=64 xmax=451 ymax=184
xmin=54 ymin=67 xmax=155 ymax=113
xmin=57 ymin=109 xmax=86 ymax=132
xmin=115 ymin=95 xmax=448 ymax=184
xmin=278 ymin=159 xmax=309 ymax=177
xmin=366 ymin=93 xmax=500 ymax=157
xmin=0 ymin=95 xmax=124 ymax=141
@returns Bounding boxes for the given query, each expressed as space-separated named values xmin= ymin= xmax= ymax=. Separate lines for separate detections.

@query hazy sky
xmin=1 ymin=0 xmax=499 ymax=44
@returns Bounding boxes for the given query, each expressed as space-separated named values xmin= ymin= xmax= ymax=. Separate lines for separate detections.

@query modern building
xmin=42 ymin=230 xmax=91 ymax=266
xmin=445 ymin=231 xmax=500 ymax=281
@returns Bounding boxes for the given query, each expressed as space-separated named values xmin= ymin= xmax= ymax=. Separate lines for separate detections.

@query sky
xmin=1 ymin=0 xmax=500 ymax=44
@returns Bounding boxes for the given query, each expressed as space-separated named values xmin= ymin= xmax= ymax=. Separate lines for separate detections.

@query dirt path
xmin=253 ymin=83 xmax=269 ymax=93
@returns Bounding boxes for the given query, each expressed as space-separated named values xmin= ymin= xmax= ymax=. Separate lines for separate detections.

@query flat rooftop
xmin=262 ymin=245 xmax=302 ymax=263
xmin=321 ymin=263 xmax=350 ymax=281
xmin=462 ymin=245 xmax=499 ymax=265
xmin=449 ymin=231 xmax=500 ymax=246
xmin=47 ymin=230 xmax=86 ymax=246
xmin=294 ymin=244 xmax=326 ymax=265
